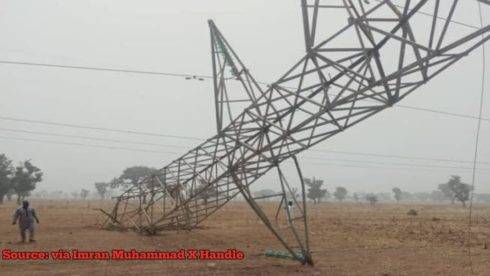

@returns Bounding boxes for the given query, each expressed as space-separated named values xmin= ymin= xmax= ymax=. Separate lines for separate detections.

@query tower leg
xmin=231 ymin=158 xmax=313 ymax=265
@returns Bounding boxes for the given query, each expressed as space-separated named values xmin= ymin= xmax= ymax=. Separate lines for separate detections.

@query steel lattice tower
xmin=103 ymin=0 xmax=489 ymax=265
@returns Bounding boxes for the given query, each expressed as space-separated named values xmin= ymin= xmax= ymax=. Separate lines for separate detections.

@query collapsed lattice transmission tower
xmin=102 ymin=0 xmax=489 ymax=265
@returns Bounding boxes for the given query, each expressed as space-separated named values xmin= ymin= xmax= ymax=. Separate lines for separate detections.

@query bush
xmin=407 ymin=209 xmax=418 ymax=216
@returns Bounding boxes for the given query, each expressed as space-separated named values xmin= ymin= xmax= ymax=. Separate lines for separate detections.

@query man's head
xmin=22 ymin=200 xmax=29 ymax=209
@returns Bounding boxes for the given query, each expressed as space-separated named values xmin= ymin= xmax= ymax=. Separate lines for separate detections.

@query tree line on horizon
xmin=300 ymin=175 xmax=474 ymax=207
xmin=92 ymin=166 xmax=480 ymax=207
xmin=3 ymin=159 xmax=481 ymax=207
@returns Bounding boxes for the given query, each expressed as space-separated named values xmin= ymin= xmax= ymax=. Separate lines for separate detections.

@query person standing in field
xmin=286 ymin=200 xmax=294 ymax=226
xmin=12 ymin=200 xmax=40 ymax=243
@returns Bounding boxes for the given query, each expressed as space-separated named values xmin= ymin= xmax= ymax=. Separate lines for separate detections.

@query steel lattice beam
xmin=103 ymin=0 xmax=489 ymax=265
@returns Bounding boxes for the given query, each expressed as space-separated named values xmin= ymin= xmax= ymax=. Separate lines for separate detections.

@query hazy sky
xmin=0 ymin=0 xmax=489 ymax=195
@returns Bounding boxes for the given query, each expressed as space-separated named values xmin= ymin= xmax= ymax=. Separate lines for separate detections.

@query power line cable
xmin=396 ymin=104 xmax=490 ymax=122
xmin=0 ymin=60 xmax=212 ymax=80
xmin=0 ymin=135 xmax=182 ymax=155
xmin=0 ymin=127 xmax=191 ymax=149
xmin=467 ymin=2 xmax=487 ymax=272
xmin=2 ymin=134 xmax=490 ymax=174
xmin=304 ymin=156 xmax=490 ymax=171
xmin=310 ymin=149 xmax=490 ymax=165
xmin=305 ymin=161 xmax=490 ymax=174
xmin=0 ymin=121 xmax=488 ymax=165
xmin=372 ymin=0 xmax=482 ymax=30
xmin=1 ymin=59 xmax=488 ymax=122
xmin=0 ymin=115 xmax=204 ymax=141
xmin=3 ymin=125 xmax=490 ymax=168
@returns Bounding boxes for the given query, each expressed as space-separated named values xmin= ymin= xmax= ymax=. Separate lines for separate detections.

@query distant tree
xmin=407 ymin=209 xmax=418 ymax=216
xmin=71 ymin=191 xmax=79 ymax=199
xmin=454 ymin=182 xmax=472 ymax=207
xmin=375 ymin=192 xmax=392 ymax=202
xmin=392 ymin=187 xmax=402 ymax=203
xmin=333 ymin=187 xmax=348 ymax=202
xmin=0 ymin=154 xmax=13 ymax=204
xmin=11 ymin=160 xmax=43 ymax=204
xmin=6 ymin=188 xmax=15 ymax=201
xmin=253 ymin=189 xmax=276 ymax=201
xmin=366 ymin=194 xmax=378 ymax=206
xmin=80 ymin=189 xmax=89 ymax=200
xmin=412 ymin=192 xmax=431 ymax=202
xmin=50 ymin=190 xmax=64 ymax=199
xmin=438 ymin=181 xmax=456 ymax=204
xmin=94 ymin=182 xmax=109 ymax=200
xmin=430 ymin=190 xmax=446 ymax=202
xmin=33 ymin=190 xmax=48 ymax=199
xmin=353 ymin=193 xmax=360 ymax=203
xmin=401 ymin=191 xmax=414 ymax=201
xmin=39 ymin=190 xmax=48 ymax=199
xmin=438 ymin=175 xmax=472 ymax=206
xmin=114 ymin=166 xmax=159 ymax=188
xmin=304 ymin=177 xmax=328 ymax=204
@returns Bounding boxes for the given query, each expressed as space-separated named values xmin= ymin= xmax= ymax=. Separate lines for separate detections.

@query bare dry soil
xmin=1 ymin=200 xmax=489 ymax=275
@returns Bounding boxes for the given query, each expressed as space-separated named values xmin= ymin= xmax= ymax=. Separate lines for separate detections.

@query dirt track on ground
xmin=1 ymin=200 xmax=489 ymax=275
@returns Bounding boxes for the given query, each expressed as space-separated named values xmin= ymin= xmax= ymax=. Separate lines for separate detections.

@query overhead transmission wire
xmin=2 ymin=126 xmax=490 ymax=170
xmin=467 ymin=2 xmax=487 ymax=272
xmin=311 ymin=148 xmax=490 ymax=165
xmin=0 ymin=115 xmax=203 ymax=141
xmin=0 ymin=57 xmax=489 ymax=165
xmin=0 ymin=134 xmax=181 ymax=155
xmin=0 ymin=60 xmax=489 ymax=122
xmin=2 ymin=134 xmax=490 ymax=175
xmin=372 ymin=0 xmax=481 ymax=30
xmin=0 ymin=60 xmax=212 ymax=80
xmin=395 ymin=104 xmax=489 ymax=122
xmin=304 ymin=156 xmax=490 ymax=171
xmin=0 ymin=2 xmax=487 ymax=130
xmin=1 ymin=124 xmax=489 ymax=166
xmin=0 ymin=58 xmax=489 ymax=154
xmin=1 ymin=125 xmax=490 ymax=173
xmin=0 ymin=127 xmax=194 ymax=148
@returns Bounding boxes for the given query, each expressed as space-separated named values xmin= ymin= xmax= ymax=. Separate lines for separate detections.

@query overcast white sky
xmin=0 ymin=0 xmax=489 ymax=195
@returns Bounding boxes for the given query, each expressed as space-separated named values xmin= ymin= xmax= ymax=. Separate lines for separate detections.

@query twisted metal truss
xmin=102 ymin=0 xmax=489 ymax=265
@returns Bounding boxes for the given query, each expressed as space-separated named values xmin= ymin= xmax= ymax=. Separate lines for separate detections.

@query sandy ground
xmin=0 ymin=200 xmax=489 ymax=275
